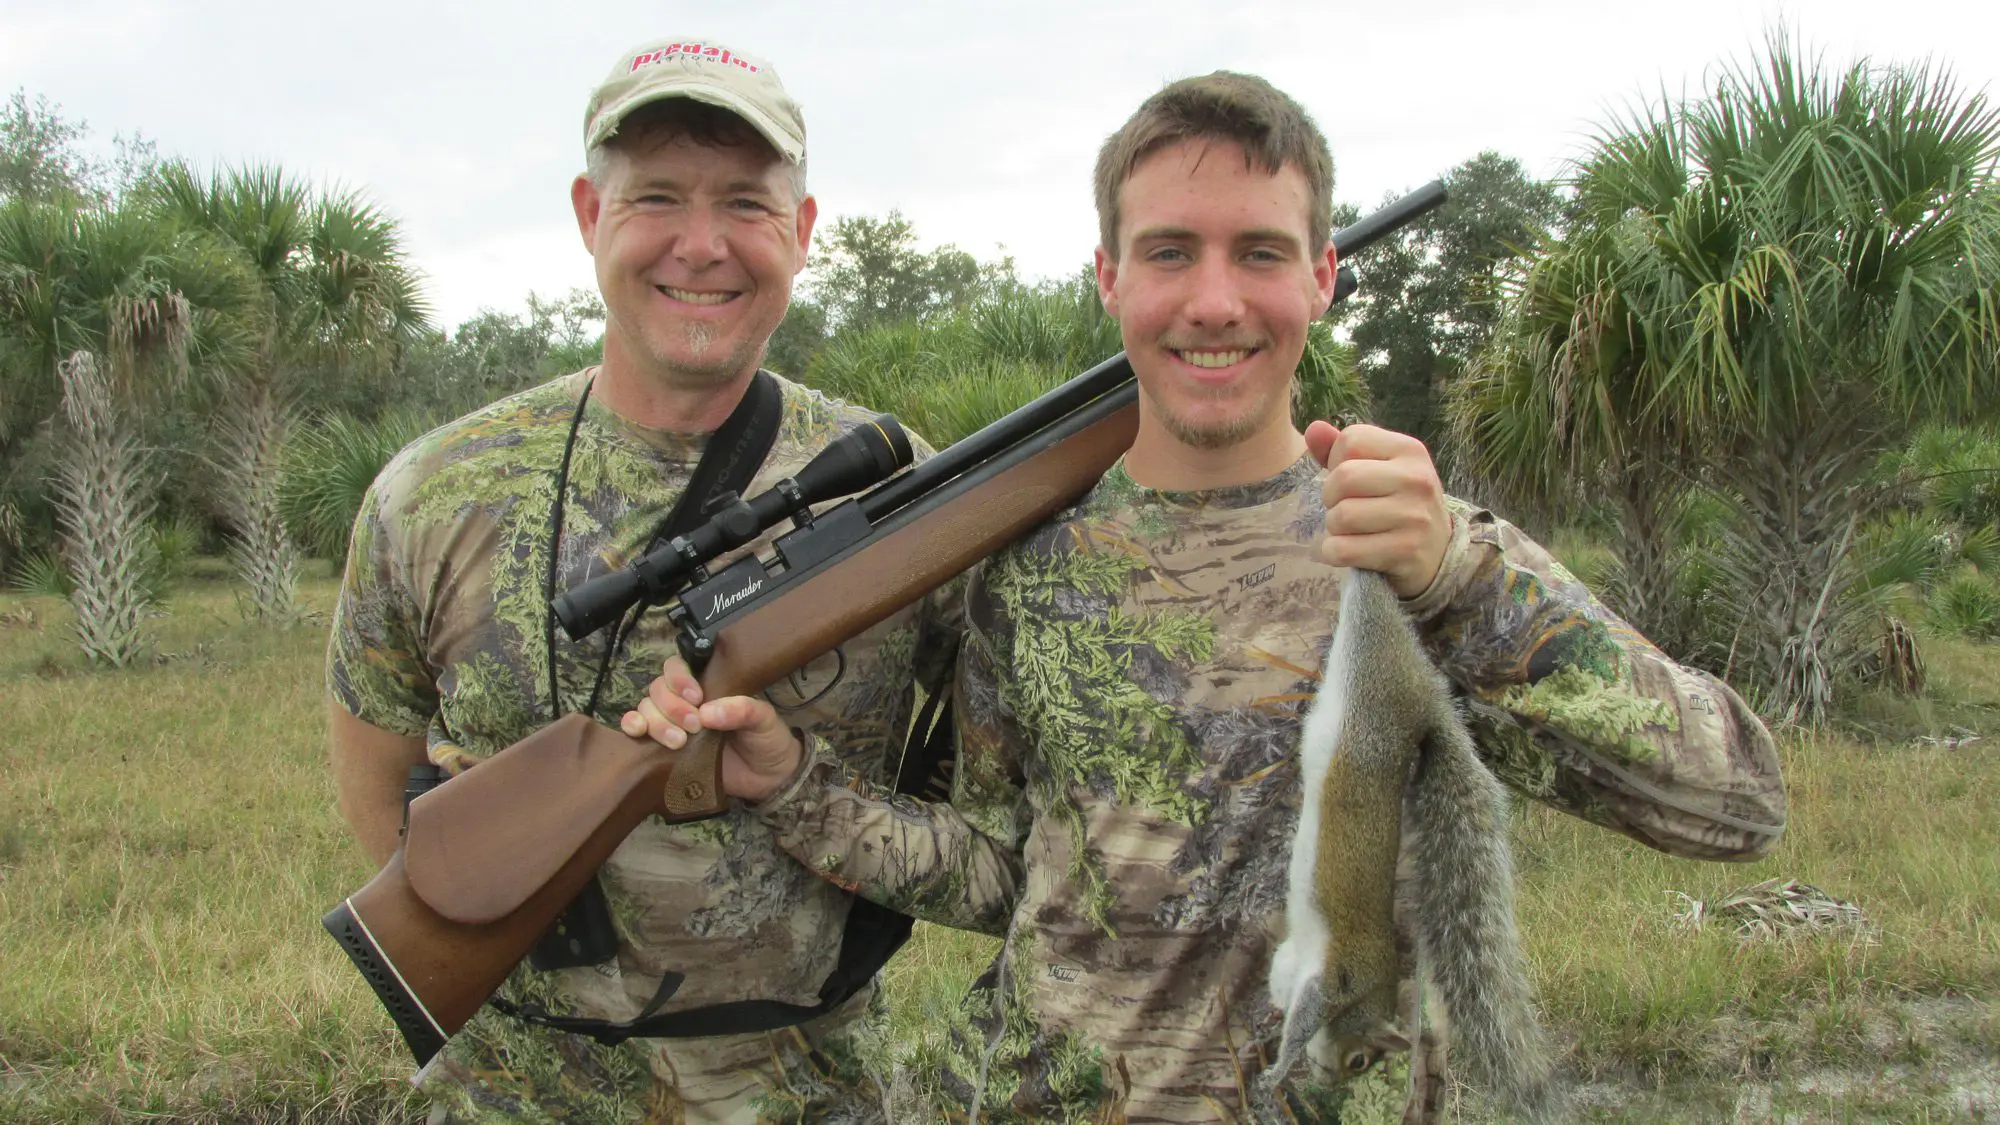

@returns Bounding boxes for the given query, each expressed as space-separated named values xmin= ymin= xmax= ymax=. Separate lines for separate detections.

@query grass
xmin=2 ymin=564 xmax=1997 ymax=1122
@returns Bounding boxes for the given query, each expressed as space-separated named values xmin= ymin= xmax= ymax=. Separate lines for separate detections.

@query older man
xmin=327 ymin=36 xmax=953 ymax=1122
xmin=633 ymin=72 xmax=1786 ymax=1122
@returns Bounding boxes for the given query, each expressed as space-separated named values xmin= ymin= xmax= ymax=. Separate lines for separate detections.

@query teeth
xmin=1178 ymin=349 xmax=1250 ymax=369
xmin=661 ymin=286 xmax=734 ymax=306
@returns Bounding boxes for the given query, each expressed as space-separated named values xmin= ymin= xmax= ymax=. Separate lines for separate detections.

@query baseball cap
xmin=583 ymin=37 xmax=806 ymax=164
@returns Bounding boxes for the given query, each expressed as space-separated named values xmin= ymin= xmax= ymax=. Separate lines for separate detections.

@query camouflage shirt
xmin=753 ymin=456 xmax=1786 ymax=1123
xmin=328 ymin=369 xmax=958 ymax=1124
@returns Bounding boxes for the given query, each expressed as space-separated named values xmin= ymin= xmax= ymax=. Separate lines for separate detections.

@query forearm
xmin=1415 ymin=502 xmax=1787 ymax=860
xmin=328 ymin=701 xmax=429 ymax=868
xmin=752 ymin=741 xmax=1023 ymax=935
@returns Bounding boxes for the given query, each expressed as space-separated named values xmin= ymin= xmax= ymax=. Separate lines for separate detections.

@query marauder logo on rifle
xmin=322 ymin=182 xmax=1452 ymax=1069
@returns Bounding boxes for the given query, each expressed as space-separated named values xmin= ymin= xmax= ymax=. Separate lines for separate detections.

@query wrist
xmin=1399 ymin=508 xmax=1469 ymax=623
xmin=742 ymin=729 xmax=810 ymax=807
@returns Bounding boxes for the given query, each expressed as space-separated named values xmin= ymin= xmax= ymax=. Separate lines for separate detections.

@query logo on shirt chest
xmin=1234 ymin=563 xmax=1277 ymax=592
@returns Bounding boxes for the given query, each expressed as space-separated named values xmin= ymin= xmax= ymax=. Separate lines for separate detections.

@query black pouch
xmin=528 ymin=879 xmax=621 ymax=970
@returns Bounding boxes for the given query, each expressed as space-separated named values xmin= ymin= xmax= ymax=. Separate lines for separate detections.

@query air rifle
xmin=321 ymin=180 xmax=1450 ymax=1067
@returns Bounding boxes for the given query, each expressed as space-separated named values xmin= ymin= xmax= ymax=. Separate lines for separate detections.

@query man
xmin=629 ymin=73 xmax=1787 ymax=1121
xmin=327 ymin=36 xmax=955 ymax=1122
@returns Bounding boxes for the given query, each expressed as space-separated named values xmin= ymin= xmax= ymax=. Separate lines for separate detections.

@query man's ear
xmin=1311 ymin=242 xmax=1338 ymax=318
xmin=793 ymin=193 xmax=818 ymax=274
xmin=571 ymin=175 xmax=603 ymax=253
xmin=1094 ymin=245 xmax=1120 ymax=318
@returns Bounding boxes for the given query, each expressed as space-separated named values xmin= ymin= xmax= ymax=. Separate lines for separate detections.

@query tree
xmin=1340 ymin=153 xmax=1561 ymax=482
xmin=151 ymin=164 xmax=428 ymax=620
xmin=0 ymin=90 xmax=98 ymax=204
xmin=0 ymin=89 xmax=157 ymax=207
xmin=0 ymin=197 xmax=255 ymax=662
xmin=764 ymin=297 xmax=828 ymax=378
xmin=807 ymin=211 xmax=1013 ymax=331
xmin=1453 ymin=37 xmax=2000 ymax=723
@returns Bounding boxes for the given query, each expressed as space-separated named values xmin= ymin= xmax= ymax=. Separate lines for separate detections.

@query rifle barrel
xmin=1331 ymin=180 xmax=1448 ymax=259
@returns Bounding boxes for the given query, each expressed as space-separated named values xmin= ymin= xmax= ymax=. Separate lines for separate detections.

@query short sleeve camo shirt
xmin=329 ymin=368 xmax=959 ymax=1123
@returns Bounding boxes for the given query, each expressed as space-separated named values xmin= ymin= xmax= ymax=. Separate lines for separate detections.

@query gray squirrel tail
xmin=1410 ymin=717 xmax=1567 ymax=1122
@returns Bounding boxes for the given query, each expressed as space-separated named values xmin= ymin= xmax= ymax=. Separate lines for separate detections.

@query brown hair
xmin=1092 ymin=72 xmax=1333 ymax=259
xmin=587 ymin=99 xmax=807 ymax=200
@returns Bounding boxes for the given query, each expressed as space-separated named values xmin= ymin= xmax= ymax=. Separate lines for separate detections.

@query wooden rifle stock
xmin=324 ymin=378 xmax=1141 ymax=1066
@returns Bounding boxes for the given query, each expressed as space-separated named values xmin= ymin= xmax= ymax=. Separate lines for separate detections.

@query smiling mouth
xmin=658 ymin=285 xmax=738 ymax=307
xmin=1172 ymin=347 xmax=1257 ymax=369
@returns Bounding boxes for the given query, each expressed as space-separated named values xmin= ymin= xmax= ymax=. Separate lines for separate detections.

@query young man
xmin=327 ymin=36 xmax=955 ymax=1123
xmin=629 ymin=73 xmax=1786 ymax=1121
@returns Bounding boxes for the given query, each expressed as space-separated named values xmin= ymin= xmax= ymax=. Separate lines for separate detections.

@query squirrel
xmin=1263 ymin=567 xmax=1563 ymax=1122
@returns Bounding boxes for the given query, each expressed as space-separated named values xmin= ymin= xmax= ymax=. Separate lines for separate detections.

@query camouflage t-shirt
xmin=753 ymin=456 xmax=1787 ymax=1123
xmin=328 ymin=368 xmax=958 ymax=1124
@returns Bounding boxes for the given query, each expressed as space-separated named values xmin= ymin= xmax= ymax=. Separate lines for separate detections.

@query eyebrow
xmin=627 ymin=176 xmax=779 ymax=197
xmin=1237 ymin=227 xmax=1305 ymax=252
xmin=1129 ymin=225 xmax=1305 ymax=252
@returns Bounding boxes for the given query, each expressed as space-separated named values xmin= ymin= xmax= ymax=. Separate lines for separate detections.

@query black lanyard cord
xmin=543 ymin=373 xmax=601 ymax=723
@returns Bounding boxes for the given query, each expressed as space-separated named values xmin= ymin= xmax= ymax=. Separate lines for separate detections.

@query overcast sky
xmin=6 ymin=0 xmax=1997 ymax=330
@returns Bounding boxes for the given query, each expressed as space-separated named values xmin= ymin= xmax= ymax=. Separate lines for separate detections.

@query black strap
xmin=505 ymin=690 xmax=959 ymax=1044
xmin=543 ymin=369 xmax=785 ymax=723
xmin=583 ymin=369 xmax=784 ymax=717
xmin=520 ymin=369 xmax=785 ymax=977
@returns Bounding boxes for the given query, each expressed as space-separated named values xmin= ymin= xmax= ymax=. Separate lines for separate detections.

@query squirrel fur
xmin=1264 ymin=568 xmax=1563 ymax=1121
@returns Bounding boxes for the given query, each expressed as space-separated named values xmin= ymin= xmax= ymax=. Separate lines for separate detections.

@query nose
xmin=1182 ymin=254 xmax=1244 ymax=329
xmin=673 ymin=205 xmax=727 ymax=270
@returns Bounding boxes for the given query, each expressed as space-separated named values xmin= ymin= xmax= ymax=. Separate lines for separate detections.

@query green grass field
xmin=2 ymin=566 xmax=1996 ymax=1122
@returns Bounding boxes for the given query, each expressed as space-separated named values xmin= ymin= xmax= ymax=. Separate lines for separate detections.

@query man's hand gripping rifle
xmin=321 ymin=180 xmax=1449 ymax=1068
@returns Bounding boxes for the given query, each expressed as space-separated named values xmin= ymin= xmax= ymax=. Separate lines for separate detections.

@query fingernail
xmin=684 ymin=713 xmax=702 ymax=732
xmin=681 ymin=688 xmax=701 ymax=704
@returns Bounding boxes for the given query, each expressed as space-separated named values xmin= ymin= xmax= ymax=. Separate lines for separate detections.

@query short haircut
xmin=585 ymin=99 xmax=808 ymax=202
xmin=1092 ymin=72 xmax=1334 ymax=259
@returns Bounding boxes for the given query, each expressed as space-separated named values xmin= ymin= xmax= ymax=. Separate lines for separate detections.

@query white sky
xmin=5 ymin=0 xmax=1996 ymax=330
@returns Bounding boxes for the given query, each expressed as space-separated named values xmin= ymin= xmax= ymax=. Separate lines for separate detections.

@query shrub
xmin=1927 ymin=570 xmax=2000 ymax=640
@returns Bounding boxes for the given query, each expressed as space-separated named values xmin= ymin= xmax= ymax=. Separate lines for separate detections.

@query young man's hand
xmin=1304 ymin=419 xmax=1451 ymax=599
xmin=620 ymin=658 xmax=804 ymax=804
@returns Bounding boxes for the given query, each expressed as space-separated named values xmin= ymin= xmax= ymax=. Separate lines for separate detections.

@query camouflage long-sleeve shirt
xmin=328 ymin=369 xmax=958 ymax=1124
xmin=753 ymin=457 xmax=1785 ymax=1123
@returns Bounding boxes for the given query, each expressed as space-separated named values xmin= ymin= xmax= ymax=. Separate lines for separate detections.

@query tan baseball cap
xmin=583 ymin=37 xmax=806 ymax=164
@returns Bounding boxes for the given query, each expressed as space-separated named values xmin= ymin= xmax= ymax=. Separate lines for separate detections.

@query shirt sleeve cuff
xmin=1399 ymin=508 xmax=1470 ymax=624
xmin=746 ymin=728 xmax=830 ymax=821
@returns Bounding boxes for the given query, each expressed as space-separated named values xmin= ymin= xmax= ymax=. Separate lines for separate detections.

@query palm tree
xmin=150 ymin=164 xmax=428 ymax=620
xmin=1453 ymin=38 xmax=2000 ymax=723
xmin=0 ymin=195 xmax=254 ymax=663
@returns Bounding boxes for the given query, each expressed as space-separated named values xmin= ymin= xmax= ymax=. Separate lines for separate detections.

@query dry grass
xmin=0 ymin=565 xmax=421 ymax=1122
xmin=2 ymin=566 xmax=1996 ymax=1122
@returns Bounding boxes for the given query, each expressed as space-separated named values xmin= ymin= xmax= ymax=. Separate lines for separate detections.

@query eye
xmin=1145 ymin=245 xmax=1191 ymax=264
xmin=727 ymin=197 xmax=771 ymax=213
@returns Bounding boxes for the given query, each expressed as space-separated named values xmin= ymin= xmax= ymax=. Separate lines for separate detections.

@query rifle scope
xmin=551 ymin=413 xmax=912 ymax=640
